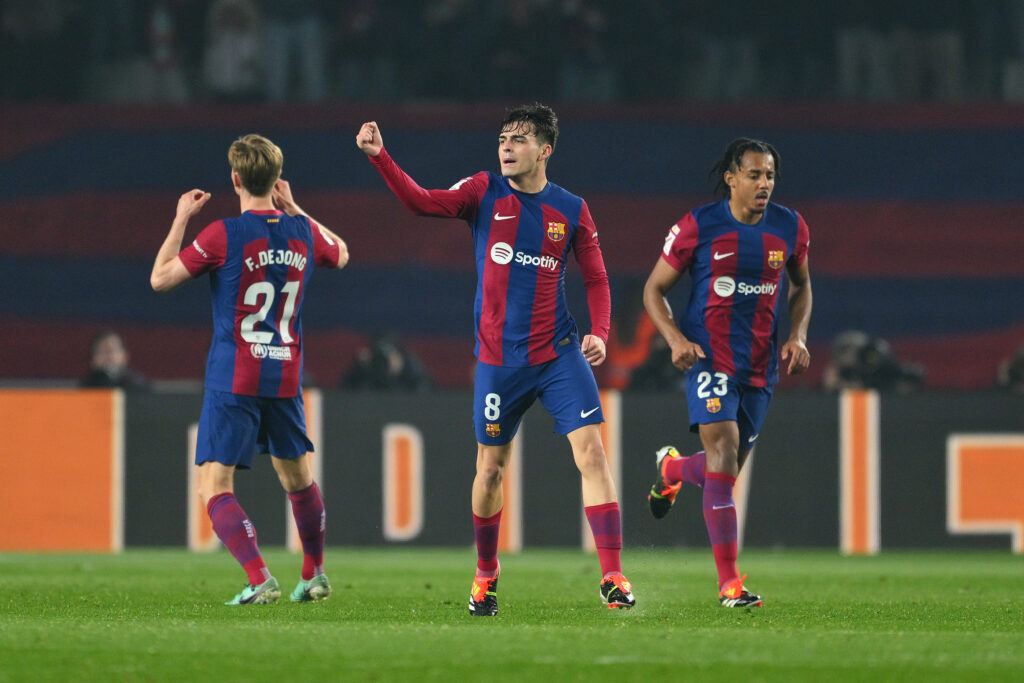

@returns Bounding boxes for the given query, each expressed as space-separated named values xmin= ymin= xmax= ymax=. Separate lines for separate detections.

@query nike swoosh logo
xmin=748 ymin=435 xmax=758 ymax=443
xmin=713 ymin=251 xmax=735 ymax=260
xmin=494 ymin=213 xmax=516 ymax=221
xmin=712 ymin=503 xmax=735 ymax=510
xmin=580 ymin=407 xmax=600 ymax=418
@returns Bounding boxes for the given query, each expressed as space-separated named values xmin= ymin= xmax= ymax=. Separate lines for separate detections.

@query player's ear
xmin=231 ymin=171 xmax=243 ymax=193
xmin=723 ymin=169 xmax=735 ymax=191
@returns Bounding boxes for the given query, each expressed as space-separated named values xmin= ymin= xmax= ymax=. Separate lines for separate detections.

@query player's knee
xmin=197 ymin=483 xmax=223 ymax=507
xmin=195 ymin=465 xmax=232 ymax=505
xmin=476 ymin=459 xmax=506 ymax=489
xmin=573 ymin=443 xmax=609 ymax=477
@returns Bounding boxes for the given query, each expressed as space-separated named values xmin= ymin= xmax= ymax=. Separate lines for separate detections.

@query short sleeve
xmin=179 ymin=220 xmax=227 ymax=276
xmin=307 ymin=218 xmax=341 ymax=267
xmin=660 ymin=213 xmax=699 ymax=272
xmin=790 ymin=212 xmax=810 ymax=266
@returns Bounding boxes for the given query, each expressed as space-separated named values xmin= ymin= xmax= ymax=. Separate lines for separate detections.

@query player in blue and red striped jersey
xmin=642 ymin=138 xmax=813 ymax=608
xmin=151 ymin=134 xmax=349 ymax=606
xmin=357 ymin=104 xmax=635 ymax=615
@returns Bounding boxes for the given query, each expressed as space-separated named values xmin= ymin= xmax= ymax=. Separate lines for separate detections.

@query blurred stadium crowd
xmin=5 ymin=0 xmax=1024 ymax=104
xmin=3 ymin=2 xmax=1024 ymax=393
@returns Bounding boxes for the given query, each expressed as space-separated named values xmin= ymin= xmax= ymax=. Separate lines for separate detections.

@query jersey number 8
xmin=483 ymin=393 xmax=501 ymax=421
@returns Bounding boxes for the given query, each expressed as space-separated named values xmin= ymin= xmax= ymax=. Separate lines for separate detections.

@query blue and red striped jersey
xmin=179 ymin=209 xmax=340 ymax=397
xmin=661 ymin=199 xmax=809 ymax=388
xmin=370 ymin=148 xmax=610 ymax=368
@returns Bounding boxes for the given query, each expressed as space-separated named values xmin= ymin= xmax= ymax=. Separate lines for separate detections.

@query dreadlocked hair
xmin=709 ymin=138 xmax=780 ymax=198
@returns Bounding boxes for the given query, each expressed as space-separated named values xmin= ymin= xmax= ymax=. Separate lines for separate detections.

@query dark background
xmin=2 ymin=1 xmax=1023 ymax=393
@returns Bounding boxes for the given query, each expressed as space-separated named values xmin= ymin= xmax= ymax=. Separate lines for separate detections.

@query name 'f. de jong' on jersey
xmin=179 ymin=209 xmax=340 ymax=397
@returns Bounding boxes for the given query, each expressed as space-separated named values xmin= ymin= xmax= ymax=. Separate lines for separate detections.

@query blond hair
xmin=228 ymin=134 xmax=283 ymax=197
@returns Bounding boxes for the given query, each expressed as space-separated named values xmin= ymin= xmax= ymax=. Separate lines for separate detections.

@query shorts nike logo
xmin=713 ymin=251 xmax=735 ymax=260
xmin=494 ymin=213 xmax=516 ymax=221
xmin=748 ymin=435 xmax=758 ymax=443
xmin=712 ymin=503 xmax=735 ymax=510
xmin=580 ymin=407 xmax=600 ymax=418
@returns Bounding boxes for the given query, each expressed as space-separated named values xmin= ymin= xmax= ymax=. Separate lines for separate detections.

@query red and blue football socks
xmin=665 ymin=450 xmax=706 ymax=488
xmin=585 ymin=501 xmax=623 ymax=578
xmin=287 ymin=482 xmax=326 ymax=581
xmin=473 ymin=510 xmax=502 ymax=577
xmin=703 ymin=472 xmax=739 ymax=590
xmin=207 ymin=492 xmax=270 ymax=586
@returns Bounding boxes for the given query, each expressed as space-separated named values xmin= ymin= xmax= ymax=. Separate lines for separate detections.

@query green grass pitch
xmin=1 ymin=548 xmax=1022 ymax=682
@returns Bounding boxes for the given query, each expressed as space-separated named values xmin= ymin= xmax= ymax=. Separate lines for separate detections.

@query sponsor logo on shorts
xmin=706 ymin=397 xmax=722 ymax=413
xmin=768 ymin=250 xmax=785 ymax=269
xmin=250 ymin=344 xmax=292 ymax=361
xmin=547 ymin=221 xmax=566 ymax=242
xmin=486 ymin=423 xmax=501 ymax=437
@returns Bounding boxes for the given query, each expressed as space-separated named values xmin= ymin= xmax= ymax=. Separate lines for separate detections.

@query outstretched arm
xmin=643 ymin=258 xmax=706 ymax=371
xmin=272 ymin=179 xmax=349 ymax=269
xmin=356 ymin=120 xmax=482 ymax=219
xmin=151 ymin=189 xmax=210 ymax=292
xmin=781 ymin=258 xmax=812 ymax=374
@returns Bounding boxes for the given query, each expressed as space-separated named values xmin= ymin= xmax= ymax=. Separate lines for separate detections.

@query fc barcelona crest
xmin=706 ymin=398 xmax=722 ymax=414
xmin=768 ymin=250 xmax=785 ymax=269
xmin=547 ymin=221 xmax=566 ymax=242
xmin=486 ymin=423 xmax=501 ymax=437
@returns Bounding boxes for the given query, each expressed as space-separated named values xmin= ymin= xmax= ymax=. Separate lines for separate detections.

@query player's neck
xmin=508 ymin=168 xmax=548 ymax=194
xmin=240 ymin=195 xmax=276 ymax=213
xmin=728 ymin=199 xmax=763 ymax=225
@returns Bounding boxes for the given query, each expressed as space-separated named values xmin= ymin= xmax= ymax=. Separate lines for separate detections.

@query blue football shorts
xmin=195 ymin=389 xmax=314 ymax=469
xmin=684 ymin=363 xmax=773 ymax=449
xmin=473 ymin=348 xmax=603 ymax=446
